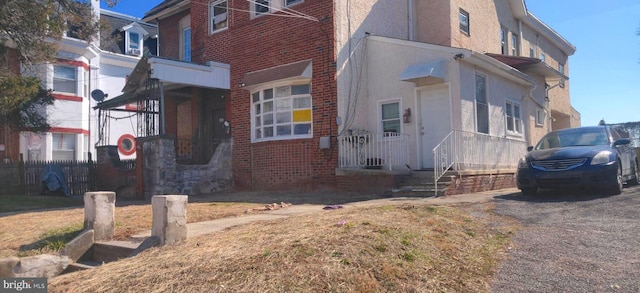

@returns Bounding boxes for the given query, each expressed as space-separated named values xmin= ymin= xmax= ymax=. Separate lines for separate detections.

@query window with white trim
xmin=252 ymin=83 xmax=312 ymax=142
xmin=52 ymin=133 xmax=76 ymax=161
xmin=53 ymin=65 xmax=77 ymax=94
xmin=252 ymin=0 xmax=304 ymax=17
xmin=128 ymin=32 xmax=140 ymax=54
xmin=380 ymin=101 xmax=401 ymax=134
xmin=254 ymin=0 xmax=270 ymax=16
xmin=209 ymin=0 xmax=228 ymax=34
xmin=505 ymin=101 xmax=522 ymax=134
xmin=459 ymin=9 xmax=470 ymax=35
xmin=511 ymin=33 xmax=519 ymax=56
xmin=536 ymin=109 xmax=545 ymax=126
xmin=475 ymin=73 xmax=489 ymax=134
xmin=500 ymin=27 xmax=507 ymax=54
xmin=182 ymin=27 xmax=191 ymax=62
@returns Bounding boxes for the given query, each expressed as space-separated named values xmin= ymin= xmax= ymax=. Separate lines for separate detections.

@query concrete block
xmin=152 ymin=195 xmax=188 ymax=245
xmin=60 ymin=229 xmax=94 ymax=262
xmin=84 ymin=191 xmax=116 ymax=241
xmin=0 ymin=257 xmax=19 ymax=277
xmin=13 ymin=254 xmax=71 ymax=278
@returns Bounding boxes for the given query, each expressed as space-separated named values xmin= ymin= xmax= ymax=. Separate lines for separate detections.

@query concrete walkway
xmin=128 ymin=188 xmax=520 ymax=241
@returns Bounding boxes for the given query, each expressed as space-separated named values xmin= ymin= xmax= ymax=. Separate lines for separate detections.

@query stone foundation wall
xmin=176 ymin=140 xmax=233 ymax=195
xmin=140 ymin=136 xmax=177 ymax=199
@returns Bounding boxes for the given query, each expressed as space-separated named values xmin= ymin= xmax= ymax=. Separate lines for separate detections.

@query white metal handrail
xmin=338 ymin=133 xmax=409 ymax=171
xmin=433 ymin=130 xmax=528 ymax=194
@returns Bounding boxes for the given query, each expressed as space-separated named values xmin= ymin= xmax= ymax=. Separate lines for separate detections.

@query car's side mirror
xmin=527 ymin=146 xmax=533 ymax=152
xmin=613 ymin=138 xmax=631 ymax=146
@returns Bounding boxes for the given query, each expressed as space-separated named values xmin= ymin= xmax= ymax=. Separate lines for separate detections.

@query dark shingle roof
xmin=100 ymin=10 xmax=158 ymax=54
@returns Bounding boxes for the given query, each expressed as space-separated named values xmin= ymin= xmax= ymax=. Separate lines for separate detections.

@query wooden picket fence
xmin=0 ymin=155 xmax=97 ymax=196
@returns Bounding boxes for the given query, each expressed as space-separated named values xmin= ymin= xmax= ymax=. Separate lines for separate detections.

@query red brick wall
xmin=445 ymin=173 xmax=516 ymax=196
xmin=169 ymin=0 xmax=338 ymax=191
xmin=157 ymin=9 xmax=190 ymax=59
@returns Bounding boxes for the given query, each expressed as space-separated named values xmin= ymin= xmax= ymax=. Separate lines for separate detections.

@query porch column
xmin=151 ymin=195 xmax=187 ymax=245
xmin=83 ymin=191 xmax=115 ymax=241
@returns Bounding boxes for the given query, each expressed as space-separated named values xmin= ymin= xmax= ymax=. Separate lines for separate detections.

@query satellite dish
xmin=91 ymin=89 xmax=105 ymax=102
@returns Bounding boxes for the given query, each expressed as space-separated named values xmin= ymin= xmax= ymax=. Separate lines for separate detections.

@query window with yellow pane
xmin=252 ymin=84 xmax=313 ymax=142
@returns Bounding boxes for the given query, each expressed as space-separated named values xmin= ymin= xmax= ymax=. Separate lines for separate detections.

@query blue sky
xmin=102 ymin=1 xmax=640 ymax=126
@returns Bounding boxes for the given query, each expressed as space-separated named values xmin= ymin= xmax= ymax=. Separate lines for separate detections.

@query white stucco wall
xmin=334 ymin=0 xmax=410 ymax=135
xmin=91 ymin=54 xmax=140 ymax=159
xmin=458 ymin=62 xmax=529 ymax=139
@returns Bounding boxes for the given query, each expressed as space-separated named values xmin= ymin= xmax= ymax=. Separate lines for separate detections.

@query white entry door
xmin=419 ymin=85 xmax=451 ymax=169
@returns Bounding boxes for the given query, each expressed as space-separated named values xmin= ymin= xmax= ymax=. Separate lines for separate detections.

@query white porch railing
xmin=338 ymin=133 xmax=409 ymax=171
xmin=433 ymin=130 xmax=528 ymax=193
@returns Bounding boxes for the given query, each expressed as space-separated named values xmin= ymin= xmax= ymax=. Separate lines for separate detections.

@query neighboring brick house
xmin=14 ymin=3 xmax=158 ymax=162
xmin=0 ymin=48 xmax=23 ymax=162
xmin=101 ymin=0 xmax=577 ymax=194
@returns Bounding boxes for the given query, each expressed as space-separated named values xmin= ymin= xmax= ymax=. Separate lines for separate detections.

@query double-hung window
xmin=459 ymin=9 xmax=470 ymax=35
xmin=252 ymin=84 xmax=312 ymax=142
xmin=475 ymin=73 xmax=489 ymax=134
xmin=381 ymin=101 xmax=401 ymax=135
xmin=558 ymin=63 xmax=565 ymax=88
xmin=209 ymin=0 xmax=228 ymax=33
xmin=52 ymin=133 xmax=76 ymax=161
xmin=506 ymin=101 xmax=522 ymax=135
xmin=53 ymin=65 xmax=77 ymax=94
xmin=511 ymin=33 xmax=519 ymax=56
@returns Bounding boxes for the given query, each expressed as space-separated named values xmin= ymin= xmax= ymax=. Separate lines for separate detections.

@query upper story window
xmin=475 ymin=73 xmax=489 ymax=134
xmin=500 ymin=27 xmax=507 ymax=54
xmin=381 ymin=101 xmax=401 ymax=134
xmin=183 ymin=28 xmax=191 ymax=62
xmin=459 ymin=9 xmax=470 ymax=35
xmin=53 ymin=65 xmax=77 ymax=94
xmin=252 ymin=83 xmax=312 ymax=142
xmin=558 ymin=63 xmax=565 ymax=74
xmin=127 ymin=31 xmax=141 ymax=56
xmin=540 ymin=53 xmax=546 ymax=62
xmin=254 ymin=0 xmax=270 ymax=16
xmin=529 ymin=47 xmax=535 ymax=58
xmin=506 ymin=101 xmax=522 ymax=135
xmin=511 ymin=33 xmax=519 ymax=56
xmin=209 ymin=0 xmax=228 ymax=34
xmin=252 ymin=0 xmax=304 ymax=17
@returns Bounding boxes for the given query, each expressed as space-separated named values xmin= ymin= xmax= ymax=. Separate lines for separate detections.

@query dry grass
xmin=0 ymin=202 xmax=261 ymax=258
xmin=49 ymin=203 xmax=518 ymax=293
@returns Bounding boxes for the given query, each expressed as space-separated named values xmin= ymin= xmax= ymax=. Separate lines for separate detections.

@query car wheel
xmin=521 ymin=187 xmax=537 ymax=197
xmin=627 ymin=159 xmax=640 ymax=186
xmin=608 ymin=161 xmax=624 ymax=195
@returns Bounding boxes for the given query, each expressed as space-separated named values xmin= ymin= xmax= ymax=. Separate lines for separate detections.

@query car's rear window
xmin=535 ymin=128 xmax=609 ymax=150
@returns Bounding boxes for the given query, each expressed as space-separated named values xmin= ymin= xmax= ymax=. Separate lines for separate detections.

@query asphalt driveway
xmin=491 ymin=185 xmax=640 ymax=292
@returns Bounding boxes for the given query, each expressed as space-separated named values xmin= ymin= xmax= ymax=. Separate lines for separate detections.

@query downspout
xmin=408 ymin=0 xmax=414 ymax=41
xmin=518 ymin=19 xmax=523 ymax=56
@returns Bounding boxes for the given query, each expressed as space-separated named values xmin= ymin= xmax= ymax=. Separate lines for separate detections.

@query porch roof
xmin=95 ymin=55 xmax=230 ymax=110
xmin=486 ymin=53 xmax=569 ymax=83
xmin=240 ymin=59 xmax=312 ymax=90
xmin=398 ymin=60 xmax=447 ymax=83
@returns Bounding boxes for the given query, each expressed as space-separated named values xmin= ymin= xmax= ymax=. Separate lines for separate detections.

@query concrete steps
xmin=62 ymin=240 xmax=139 ymax=273
xmin=392 ymin=170 xmax=456 ymax=197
